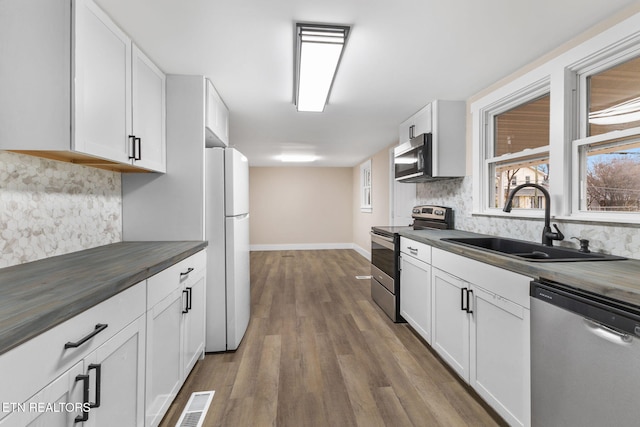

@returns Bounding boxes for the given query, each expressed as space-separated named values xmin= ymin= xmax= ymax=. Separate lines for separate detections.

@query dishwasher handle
xmin=584 ymin=318 xmax=633 ymax=345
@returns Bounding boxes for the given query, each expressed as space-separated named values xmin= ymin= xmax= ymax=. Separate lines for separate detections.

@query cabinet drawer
xmin=432 ymin=248 xmax=530 ymax=308
xmin=400 ymin=237 xmax=431 ymax=264
xmin=0 ymin=281 xmax=145 ymax=416
xmin=148 ymin=249 xmax=206 ymax=307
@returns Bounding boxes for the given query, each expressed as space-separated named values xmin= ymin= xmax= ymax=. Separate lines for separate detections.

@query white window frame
xmin=360 ymin=159 xmax=372 ymax=213
xmin=474 ymin=77 xmax=551 ymax=217
xmin=471 ymin=10 xmax=640 ymax=225
xmin=569 ymin=35 xmax=640 ymax=221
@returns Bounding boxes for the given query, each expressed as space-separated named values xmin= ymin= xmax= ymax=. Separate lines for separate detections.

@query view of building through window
xmin=491 ymin=94 xmax=550 ymax=209
xmin=494 ymin=161 xmax=549 ymax=209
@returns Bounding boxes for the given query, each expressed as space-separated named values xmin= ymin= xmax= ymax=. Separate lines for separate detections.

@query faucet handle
xmin=552 ymin=224 xmax=564 ymax=241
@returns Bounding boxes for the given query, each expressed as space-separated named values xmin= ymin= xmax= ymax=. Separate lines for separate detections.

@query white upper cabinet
xmin=397 ymin=100 xmax=466 ymax=178
xmin=74 ymin=0 xmax=132 ymax=165
xmin=399 ymin=103 xmax=432 ymax=143
xmin=131 ymin=45 xmax=167 ymax=172
xmin=205 ymin=79 xmax=230 ymax=147
xmin=0 ymin=0 xmax=166 ymax=173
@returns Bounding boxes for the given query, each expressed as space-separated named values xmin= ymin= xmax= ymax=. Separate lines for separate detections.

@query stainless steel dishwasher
xmin=531 ymin=279 xmax=640 ymax=427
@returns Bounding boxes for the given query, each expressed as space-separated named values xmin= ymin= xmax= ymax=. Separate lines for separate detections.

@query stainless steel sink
xmin=441 ymin=237 xmax=626 ymax=262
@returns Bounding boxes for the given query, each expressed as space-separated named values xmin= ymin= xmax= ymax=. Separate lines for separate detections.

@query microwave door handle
xmin=417 ymin=148 xmax=423 ymax=170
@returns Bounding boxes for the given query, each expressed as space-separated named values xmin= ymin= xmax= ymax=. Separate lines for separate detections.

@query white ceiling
xmin=96 ymin=0 xmax=637 ymax=166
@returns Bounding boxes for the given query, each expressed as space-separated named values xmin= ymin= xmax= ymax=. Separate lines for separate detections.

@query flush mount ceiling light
xmin=276 ymin=154 xmax=319 ymax=163
xmin=295 ymin=23 xmax=350 ymax=113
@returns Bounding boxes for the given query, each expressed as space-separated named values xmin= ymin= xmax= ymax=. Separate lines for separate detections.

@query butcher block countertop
xmin=399 ymin=229 xmax=640 ymax=309
xmin=0 ymin=241 xmax=207 ymax=356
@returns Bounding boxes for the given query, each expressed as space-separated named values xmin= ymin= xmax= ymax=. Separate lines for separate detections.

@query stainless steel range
xmin=371 ymin=205 xmax=453 ymax=322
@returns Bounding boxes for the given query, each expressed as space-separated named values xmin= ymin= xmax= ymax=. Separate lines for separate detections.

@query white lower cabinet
xmin=430 ymin=247 xmax=531 ymax=427
xmin=146 ymin=250 xmax=207 ymax=427
xmin=399 ymin=252 xmax=433 ymax=344
xmin=146 ymin=288 xmax=183 ymax=427
xmin=0 ymin=249 xmax=207 ymax=427
xmin=0 ymin=362 xmax=84 ymax=426
xmin=82 ymin=316 xmax=146 ymax=426
xmin=0 ymin=281 xmax=147 ymax=427
xmin=182 ymin=273 xmax=206 ymax=378
xmin=470 ymin=285 xmax=530 ymax=427
xmin=431 ymin=268 xmax=470 ymax=381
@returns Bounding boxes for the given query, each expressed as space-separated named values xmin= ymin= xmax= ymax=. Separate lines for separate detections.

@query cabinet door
xmin=431 ymin=268 xmax=470 ymax=382
xmin=74 ymin=0 xmax=131 ymax=164
xmin=470 ymin=285 xmax=530 ymax=427
xmin=205 ymin=79 xmax=229 ymax=147
xmin=412 ymin=103 xmax=432 ymax=135
xmin=399 ymin=254 xmax=432 ymax=344
xmin=0 ymin=362 xmax=84 ymax=426
xmin=146 ymin=288 xmax=183 ymax=427
xmin=84 ymin=316 xmax=146 ymax=427
xmin=132 ymin=45 xmax=166 ymax=172
xmin=398 ymin=103 xmax=432 ymax=144
xmin=182 ymin=275 xmax=206 ymax=377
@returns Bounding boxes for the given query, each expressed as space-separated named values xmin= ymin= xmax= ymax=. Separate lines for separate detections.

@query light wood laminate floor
xmin=159 ymin=250 xmax=505 ymax=427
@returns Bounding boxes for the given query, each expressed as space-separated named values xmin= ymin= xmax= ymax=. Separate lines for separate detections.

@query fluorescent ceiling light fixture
xmin=277 ymin=154 xmax=318 ymax=163
xmin=295 ymin=23 xmax=350 ymax=112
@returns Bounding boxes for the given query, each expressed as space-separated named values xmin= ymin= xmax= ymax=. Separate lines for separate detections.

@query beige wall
xmin=351 ymin=146 xmax=393 ymax=254
xmin=249 ymin=145 xmax=393 ymax=256
xmin=249 ymin=167 xmax=353 ymax=248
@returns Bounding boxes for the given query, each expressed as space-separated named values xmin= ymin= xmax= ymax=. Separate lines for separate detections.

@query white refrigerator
xmin=205 ymin=147 xmax=250 ymax=351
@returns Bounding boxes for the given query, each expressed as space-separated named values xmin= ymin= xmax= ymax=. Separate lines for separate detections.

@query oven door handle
xmin=370 ymin=232 xmax=395 ymax=250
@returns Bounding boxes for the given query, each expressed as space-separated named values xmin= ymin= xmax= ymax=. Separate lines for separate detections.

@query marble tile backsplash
xmin=417 ymin=176 xmax=640 ymax=259
xmin=0 ymin=151 xmax=121 ymax=268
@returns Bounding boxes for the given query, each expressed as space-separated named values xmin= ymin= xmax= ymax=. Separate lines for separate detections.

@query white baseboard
xmin=352 ymin=244 xmax=371 ymax=261
xmin=250 ymin=243 xmax=371 ymax=261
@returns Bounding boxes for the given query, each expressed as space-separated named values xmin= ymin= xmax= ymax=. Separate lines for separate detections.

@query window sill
xmin=472 ymin=210 xmax=640 ymax=226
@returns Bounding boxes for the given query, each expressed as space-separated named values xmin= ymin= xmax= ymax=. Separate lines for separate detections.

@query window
xmin=587 ymin=56 xmax=640 ymax=136
xmin=360 ymin=159 xmax=372 ymax=213
xmin=574 ymin=52 xmax=640 ymax=214
xmin=574 ymin=134 xmax=640 ymax=212
xmin=473 ymin=13 xmax=640 ymax=224
xmin=483 ymin=87 xmax=550 ymax=211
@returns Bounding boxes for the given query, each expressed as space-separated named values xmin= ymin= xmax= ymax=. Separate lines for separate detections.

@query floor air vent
xmin=175 ymin=390 xmax=215 ymax=427
xmin=355 ymin=275 xmax=372 ymax=280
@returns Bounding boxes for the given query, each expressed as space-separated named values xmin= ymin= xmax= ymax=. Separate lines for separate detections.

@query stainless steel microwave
xmin=394 ymin=133 xmax=432 ymax=182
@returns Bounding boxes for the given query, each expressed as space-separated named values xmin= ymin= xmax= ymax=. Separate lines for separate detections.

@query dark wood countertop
xmin=0 ymin=241 xmax=207 ymax=356
xmin=399 ymin=229 xmax=640 ymax=308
